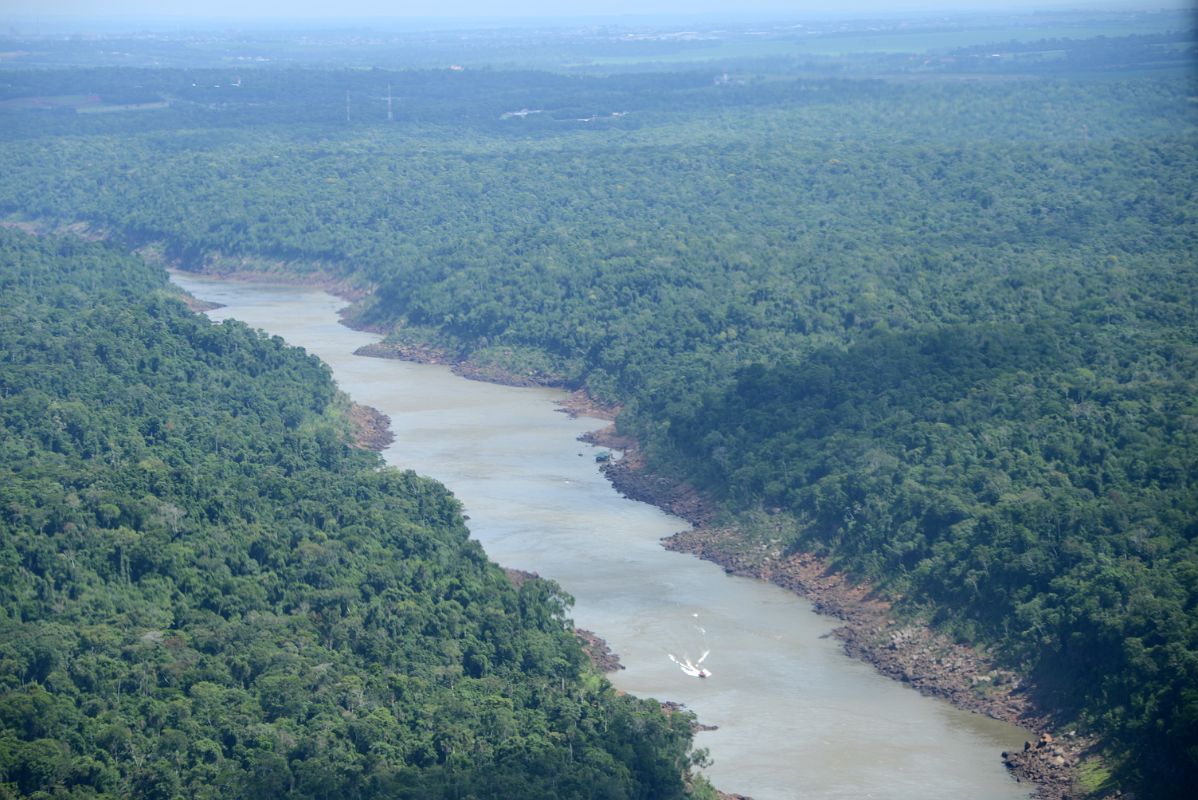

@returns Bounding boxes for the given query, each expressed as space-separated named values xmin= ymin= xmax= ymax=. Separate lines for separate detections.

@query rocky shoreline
xmin=588 ymin=426 xmax=714 ymax=527
xmin=554 ymin=388 xmax=619 ymax=422
xmin=151 ymin=249 xmax=375 ymax=302
xmin=347 ymin=401 xmax=395 ymax=452
xmin=595 ymin=432 xmax=1086 ymax=800
xmin=354 ymin=339 xmax=578 ymax=391
xmin=576 ymin=629 xmax=625 ymax=674
xmin=354 ymin=340 xmax=454 ymax=368
xmin=1003 ymin=734 xmax=1090 ymax=800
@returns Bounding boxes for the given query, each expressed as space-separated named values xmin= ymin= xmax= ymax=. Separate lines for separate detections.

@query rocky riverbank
xmin=354 ymin=340 xmax=573 ymax=390
xmin=347 ymin=401 xmax=395 ymax=452
xmin=555 ymin=389 xmax=619 ymax=421
xmin=1003 ymin=734 xmax=1091 ymax=800
xmin=576 ymin=629 xmax=625 ymax=673
xmin=596 ymin=436 xmax=1086 ymax=800
xmin=662 ymin=526 xmax=1031 ymax=721
xmin=354 ymin=340 xmax=452 ymax=367
xmin=152 ymin=250 xmax=374 ymax=302
xmin=588 ymin=425 xmax=714 ymax=527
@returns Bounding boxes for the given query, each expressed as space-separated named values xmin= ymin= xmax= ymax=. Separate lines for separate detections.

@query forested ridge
xmin=0 ymin=27 xmax=1195 ymax=796
xmin=0 ymin=229 xmax=706 ymax=799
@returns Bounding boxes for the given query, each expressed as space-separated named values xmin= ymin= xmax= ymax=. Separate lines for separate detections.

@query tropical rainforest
xmin=0 ymin=229 xmax=705 ymax=798
xmin=0 ymin=11 xmax=1195 ymax=799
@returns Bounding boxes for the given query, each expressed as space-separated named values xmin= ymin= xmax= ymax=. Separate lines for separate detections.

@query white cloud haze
xmin=2 ymin=0 xmax=1179 ymax=21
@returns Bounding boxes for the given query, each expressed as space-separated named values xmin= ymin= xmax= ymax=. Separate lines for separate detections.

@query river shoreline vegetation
xmin=0 ymin=230 xmax=712 ymax=798
xmin=0 ymin=8 xmax=1194 ymax=798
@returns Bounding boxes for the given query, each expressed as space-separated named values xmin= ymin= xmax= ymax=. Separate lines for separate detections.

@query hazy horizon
xmin=2 ymin=0 xmax=1187 ymax=26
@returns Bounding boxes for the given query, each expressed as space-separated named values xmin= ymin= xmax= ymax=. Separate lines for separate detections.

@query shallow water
xmin=173 ymin=273 xmax=1031 ymax=800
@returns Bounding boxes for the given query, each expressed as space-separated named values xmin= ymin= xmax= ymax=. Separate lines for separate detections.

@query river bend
xmin=172 ymin=273 xmax=1030 ymax=800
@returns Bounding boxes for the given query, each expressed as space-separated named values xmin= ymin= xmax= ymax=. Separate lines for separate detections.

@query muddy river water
xmin=172 ymin=273 xmax=1031 ymax=800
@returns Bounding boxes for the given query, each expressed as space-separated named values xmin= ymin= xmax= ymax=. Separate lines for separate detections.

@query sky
xmin=2 ymin=0 xmax=1183 ymax=22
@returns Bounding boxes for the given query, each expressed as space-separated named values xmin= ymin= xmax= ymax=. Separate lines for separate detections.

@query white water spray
xmin=667 ymin=614 xmax=712 ymax=678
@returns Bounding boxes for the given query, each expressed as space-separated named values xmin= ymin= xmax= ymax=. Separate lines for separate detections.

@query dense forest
xmin=0 ymin=18 xmax=1195 ymax=798
xmin=0 ymin=229 xmax=707 ymax=799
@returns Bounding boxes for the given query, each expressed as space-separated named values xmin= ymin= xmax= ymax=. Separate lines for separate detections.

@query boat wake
xmin=667 ymin=614 xmax=712 ymax=678
xmin=668 ymin=650 xmax=711 ymax=678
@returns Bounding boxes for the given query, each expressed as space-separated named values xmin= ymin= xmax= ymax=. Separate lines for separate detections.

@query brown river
xmin=172 ymin=273 xmax=1032 ymax=800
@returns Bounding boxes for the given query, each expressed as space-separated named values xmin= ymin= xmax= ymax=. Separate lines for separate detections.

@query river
xmin=172 ymin=273 xmax=1032 ymax=800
